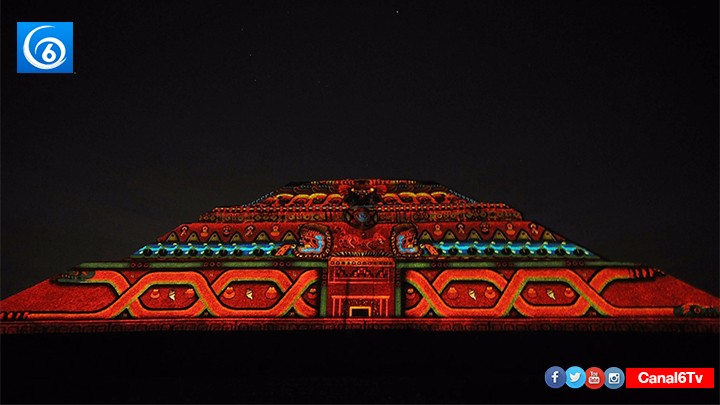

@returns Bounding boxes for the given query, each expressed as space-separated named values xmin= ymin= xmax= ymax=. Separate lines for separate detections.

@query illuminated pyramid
xmin=1 ymin=179 xmax=717 ymax=333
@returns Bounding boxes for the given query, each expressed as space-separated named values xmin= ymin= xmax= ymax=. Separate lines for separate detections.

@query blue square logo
xmin=17 ymin=22 xmax=73 ymax=73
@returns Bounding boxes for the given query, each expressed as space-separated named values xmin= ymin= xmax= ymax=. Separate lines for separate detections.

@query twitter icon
xmin=565 ymin=366 xmax=586 ymax=388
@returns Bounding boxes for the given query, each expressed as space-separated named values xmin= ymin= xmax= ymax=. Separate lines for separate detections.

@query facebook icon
xmin=545 ymin=366 xmax=566 ymax=389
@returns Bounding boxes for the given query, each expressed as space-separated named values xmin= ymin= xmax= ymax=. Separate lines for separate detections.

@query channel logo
xmin=17 ymin=22 xmax=73 ymax=73
xmin=565 ymin=366 xmax=586 ymax=389
xmin=544 ymin=366 xmax=566 ymax=389
xmin=604 ymin=367 xmax=625 ymax=389
xmin=625 ymin=368 xmax=714 ymax=389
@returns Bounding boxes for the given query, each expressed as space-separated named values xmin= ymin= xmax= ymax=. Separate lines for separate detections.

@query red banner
xmin=626 ymin=368 xmax=715 ymax=389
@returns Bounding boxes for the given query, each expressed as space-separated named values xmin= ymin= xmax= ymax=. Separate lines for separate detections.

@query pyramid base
xmin=2 ymin=317 xmax=717 ymax=334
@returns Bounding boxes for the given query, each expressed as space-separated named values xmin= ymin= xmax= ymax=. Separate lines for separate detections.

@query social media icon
xmin=585 ymin=367 xmax=605 ymax=389
xmin=545 ymin=366 xmax=566 ymax=389
xmin=565 ymin=366 xmax=586 ymax=388
xmin=17 ymin=22 xmax=73 ymax=73
xmin=604 ymin=367 xmax=625 ymax=389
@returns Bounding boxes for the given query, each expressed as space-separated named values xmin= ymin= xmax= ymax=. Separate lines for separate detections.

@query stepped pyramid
xmin=1 ymin=179 xmax=717 ymax=333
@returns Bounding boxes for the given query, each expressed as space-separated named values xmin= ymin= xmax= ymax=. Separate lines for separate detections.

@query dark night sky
xmin=2 ymin=1 xmax=718 ymax=299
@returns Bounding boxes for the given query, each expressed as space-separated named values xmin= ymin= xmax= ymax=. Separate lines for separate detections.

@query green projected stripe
xmin=221 ymin=261 xmax=328 ymax=268
xmin=395 ymin=286 xmax=402 ymax=317
xmin=396 ymin=260 xmax=638 ymax=269
xmin=77 ymin=260 xmax=328 ymax=269
xmin=319 ymin=285 xmax=328 ymax=317
xmin=149 ymin=262 xmax=203 ymax=268
xmin=78 ymin=260 xmax=634 ymax=270
xmin=77 ymin=262 xmax=129 ymax=269
xmin=573 ymin=261 xmax=638 ymax=267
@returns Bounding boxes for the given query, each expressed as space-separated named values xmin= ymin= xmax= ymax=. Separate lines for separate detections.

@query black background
xmin=1 ymin=1 xmax=718 ymax=404
xmin=1 ymin=331 xmax=719 ymax=403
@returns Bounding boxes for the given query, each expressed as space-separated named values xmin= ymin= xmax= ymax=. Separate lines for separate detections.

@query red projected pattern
xmin=405 ymin=268 xmax=675 ymax=317
xmin=26 ymin=269 xmax=318 ymax=319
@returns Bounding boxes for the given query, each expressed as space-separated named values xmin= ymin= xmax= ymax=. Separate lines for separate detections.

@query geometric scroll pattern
xmin=29 ymin=269 xmax=318 ymax=319
xmin=405 ymin=268 xmax=676 ymax=318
